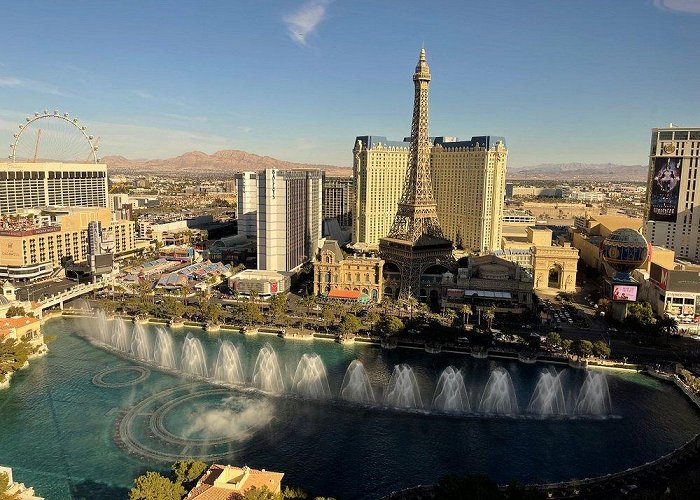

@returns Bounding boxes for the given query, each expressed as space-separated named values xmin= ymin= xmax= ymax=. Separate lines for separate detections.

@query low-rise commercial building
xmin=228 ymin=269 xmax=290 ymax=297
xmin=313 ymin=239 xmax=384 ymax=303
xmin=0 ymin=207 xmax=135 ymax=282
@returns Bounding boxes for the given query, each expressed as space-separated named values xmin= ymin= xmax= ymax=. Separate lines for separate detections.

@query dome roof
xmin=600 ymin=228 xmax=650 ymax=274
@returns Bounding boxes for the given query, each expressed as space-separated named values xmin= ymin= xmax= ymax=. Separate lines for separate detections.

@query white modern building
xmin=257 ymin=169 xmax=322 ymax=272
xmin=644 ymin=126 xmax=700 ymax=263
xmin=0 ymin=162 xmax=108 ymax=215
xmin=234 ymin=171 xmax=258 ymax=239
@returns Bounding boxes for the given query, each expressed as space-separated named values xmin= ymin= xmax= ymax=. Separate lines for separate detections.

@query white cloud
xmin=160 ymin=112 xmax=209 ymax=123
xmin=238 ymin=126 xmax=253 ymax=133
xmin=130 ymin=89 xmax=154 ymax=99
xmin=0 ymin=76 xmax=64 ymax=96
xmin=653 ymin=0 xmax=700 ymax=14
xmin=283 ymin=0 xmax=331 ymax=46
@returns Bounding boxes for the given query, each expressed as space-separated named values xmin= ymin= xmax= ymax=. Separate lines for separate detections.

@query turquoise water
xmin=1 ymin=318 xmax=699 ymax=500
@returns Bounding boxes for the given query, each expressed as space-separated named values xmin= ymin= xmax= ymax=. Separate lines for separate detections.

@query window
xmin=659 ymin=131 xmax=673 ymax=140
xmin=674 ymin=131 xmax=689 ymax=141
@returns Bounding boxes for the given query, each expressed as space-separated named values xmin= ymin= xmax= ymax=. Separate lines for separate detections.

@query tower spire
xmin=379 ymin=48 xmax=454 ymax=300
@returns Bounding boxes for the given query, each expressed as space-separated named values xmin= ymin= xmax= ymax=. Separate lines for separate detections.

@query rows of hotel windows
xmin=0 ymin=170 xmax=105 ymax=180
xmin=657 ymin=131 xmax=700 ymax=141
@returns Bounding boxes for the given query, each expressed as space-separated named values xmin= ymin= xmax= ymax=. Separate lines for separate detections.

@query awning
xmin=328 ymin=289 xmax=361 ymax=300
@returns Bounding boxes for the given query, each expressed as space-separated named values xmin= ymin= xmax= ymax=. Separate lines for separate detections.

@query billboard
xmin=649 ymin=157 xmax=682 ymax=222
xmin=612 ymin=284 xmax=638 ymax=302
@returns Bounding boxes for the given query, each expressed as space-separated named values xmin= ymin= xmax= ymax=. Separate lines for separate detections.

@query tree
xmin=657 ymin=316 xmax=679 ymax=344
xmin=241 ymin=301 xmax=263 ymax=325
xmin=592 ymin=340 xmax=611 ymax=358
xmin=1 ymin=471 xmax=20 ymax=500
xmin=572 ymin=339 xmax=593 ymax=358
xmin=129 ymin=471 xmax=185 ymax=500
xmin=321 ymin=305 xmax=336 ymax=332
xmin=625 ymin=301 xmax=656 ymax=329
xmin=244 ymin=487 xmax=282 ymax=500
xmin=376 ymin=314 xmax=404 ymax=338
xmin=408 ymin=296 xmax=418 ymax=319
xmin=180 ymin=283 xmax=191 ymax=306
xmin=484 ymin=307 xmax=496 ymax=330
xmin=445 ymin=309 xmax=458 ymax=327
xmin=268 ymin=294 xmax=288 ymax=320
xmin=203 ymin=303 xmax=224 ymax=325
xmin=0 ymin=339 xmax=30 ymax=381
xmin=460 ymin=304 xmax=472 ymax=326
xmin=162 ymin=297 xmax=185 ymax=320
xmin=366 ymin=311 xmax=380 ymax=333
xmin=98 ymin=298 xmax=117 ymax=315
xmin=338 ymin=314 xmax=361 ymax=338
xmin=281 ymin=487 xmax=308 ymax=499
xmin=545 ymin=332 xmax=561 ymax=350
xmin=561 ymin=339 xmax=573 ymax=354
xmin=5 ymin=306 xmax=26 ymax=318
xmin=171 ymin=459 xmax=207 ymax=489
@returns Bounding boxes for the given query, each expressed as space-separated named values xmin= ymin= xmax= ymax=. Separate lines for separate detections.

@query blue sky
xmin=1 ymin=0 xmax=699 ymax=168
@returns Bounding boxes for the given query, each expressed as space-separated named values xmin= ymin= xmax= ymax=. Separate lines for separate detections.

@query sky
xmin=0 ymin=0 xmax=699 ymax=168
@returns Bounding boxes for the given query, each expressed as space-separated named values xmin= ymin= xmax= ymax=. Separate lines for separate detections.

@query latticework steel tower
xmin=379 ymin=48 xmax=454 ymax=300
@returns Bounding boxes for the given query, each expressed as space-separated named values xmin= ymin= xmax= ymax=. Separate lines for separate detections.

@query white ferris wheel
xmin=9 ymin=110 xmax=100 ymax=163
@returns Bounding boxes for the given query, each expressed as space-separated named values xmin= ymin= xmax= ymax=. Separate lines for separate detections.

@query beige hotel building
xmin=0 ymin=207 xmax=134 ymax=281
xmin=352 ymin=135 xmax=507 ymax=254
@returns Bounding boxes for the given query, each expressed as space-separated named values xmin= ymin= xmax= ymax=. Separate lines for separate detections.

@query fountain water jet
xmin=290 ymin=353 xmax=331 ymax=399
xmin=527 ymin=369 xmax=567 ymax=416
xmin=479 ymin=367 xmax=518 ymax=414
xmin=94 ymin=310 xmax=109 ymax=344
xmin=340 ymin=360 xmax=375 ymax=404
xmin=575 ymin=371 xmax=611 ymax=416
xmin=384 ymin=364 xmax=423 ymax=409
xmin=181 ymin=334 xmax=208 ymax=377
xmin=213 ymin=341 xmax=245 ymax=385
xmin=433 ymin=366 xmax=470 ymax=413
xmin=153 ymin=328 xmax=177 ymax=370
xmin=130 ymin=323 xmax=151 ymax=361
xmin=252 ymin=343 xmax=285 ymax=393
xmin=111 ymin=318 xmax=131 ymax=352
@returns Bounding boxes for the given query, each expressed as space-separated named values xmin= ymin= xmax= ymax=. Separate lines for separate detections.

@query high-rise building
xmin=87 ymin=220 xmax=102 ymax=256
xmin=379 ymin=48 xmax=454 ymax=300
xmin=0 ymin=162 xmax=108 ymax=215
xmin=322 ymin=175 xmax=353 ymax=228
xmin=234 ymin=171 xmax=258 ymax=238
xmin=257 ymin=169 xmax=322 ymax=272
xmin=352 ymin=128 xmax=507 ymax=253
xmin=644 ymin=126 xmax=700 ymax=262
xmin=431 ymin=136 xmax=507 ymax=253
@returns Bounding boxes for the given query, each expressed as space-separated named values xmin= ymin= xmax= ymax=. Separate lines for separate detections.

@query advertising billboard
xmin=612 ymin=284 xmax=638 ymax=302
xmin=649 ymin=157 xmax=682 ymax=222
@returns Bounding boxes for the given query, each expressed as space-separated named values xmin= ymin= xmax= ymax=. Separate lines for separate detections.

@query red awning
xmin=327 ymin=289 xmax=361 ymax=300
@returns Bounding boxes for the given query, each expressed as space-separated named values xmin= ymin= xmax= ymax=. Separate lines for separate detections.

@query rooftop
xmin=186 ymin=464 xmax=284 ymax=500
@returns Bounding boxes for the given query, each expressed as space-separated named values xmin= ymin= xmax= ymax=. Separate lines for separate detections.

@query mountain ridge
xmin=507 ymin=162 xmax=647 ymax=181
xmin=102 ymin=149 xmax=352 ymax=177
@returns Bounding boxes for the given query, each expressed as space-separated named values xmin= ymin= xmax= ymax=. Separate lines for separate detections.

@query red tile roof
xmin=327 ymin=289 xmax=361 ymax=300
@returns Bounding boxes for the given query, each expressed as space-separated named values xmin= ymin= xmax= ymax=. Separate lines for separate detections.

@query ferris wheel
xmin=9 ymin=110 xmax=100 ymax=163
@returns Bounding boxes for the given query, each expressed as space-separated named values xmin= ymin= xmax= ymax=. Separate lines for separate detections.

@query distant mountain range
xmin=102 ymin=150 xmax=351 ymax=177
xmin=507 ymin=163 xmax=647 ymax=182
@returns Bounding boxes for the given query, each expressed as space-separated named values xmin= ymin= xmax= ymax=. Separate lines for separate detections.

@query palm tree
xmin=460 ymin=304 xmax=472 ymax=326
xmin=657 ymin=316 xmax=679 ymax=344
xmin=408 ymin=296 xmax=418 ymax=320
xmin=180 ymin=282 xmax=191 ymax=306
xmin=303 ymin=294 xmax=316 ymax=316
xmin=484 ymin=307 xmax=496 ymax=330
xmin=445 ymin=309 xmax=457 ymax=327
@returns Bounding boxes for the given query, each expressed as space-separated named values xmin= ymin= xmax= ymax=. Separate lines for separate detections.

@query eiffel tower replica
xmin=379 ymin=48 xmax=454 ymax=300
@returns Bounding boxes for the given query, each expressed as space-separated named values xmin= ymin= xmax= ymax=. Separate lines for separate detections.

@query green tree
xmin=0 ymin=339 xmax=30 ymax=381
xmin=484 ymin=307 xmax=496 ymax=330
xmin=657 ymin=316 xmax=679 ymax=344
xmin=129 ymin=471 xmax=185 ymax=500
xmin=545 ymin=332 xmax=561 ymax=349
xmin=171 ymin=459 xmax=207 ymax=488
xmin=338 ymin=314 xmax=361 ymax=338
xmin=321 ymin=305 xmax=336 ymax=331
xmin=592 ymin=340 xmax=611 ymax=358
xmin=561 ymin=339 xmax=573 ymax=354
xmin=97 ymin=298 xmax=117 ymax=315
xmin=163 ymin=296 xmax=186 ymax=319
xmin=460 ymin=304 xmax=472 ymax=326
xmin=269 ymin=293 xmax=288 ymax=321
xmin=244 ymin=487 xmax=282 ymax=500
xmin=625 ymin=301 xmax=656 ymax=329
xmin=445 ymin=309 xmax=458 ymax=327
xmin=376 ymin=314 xmax=404 ymax=338
xmin=407 ymin=296 xmax=418 ymax=319
xmin=5 ymin=306 xmax=26 ymax=318
xmin=281 ymin=487 xmax=308 ymax=499
xmin=241 ymin=301 xmax=263 ymax=325
xmin=572 ymin=339 xmax=593 ymax=358
xmin=366 ymin=311 xmax=380 ymax=333
xmin=1 ymin=471 xmax=20 ymax=500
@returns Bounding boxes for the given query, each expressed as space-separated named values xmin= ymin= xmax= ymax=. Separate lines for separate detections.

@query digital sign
xmin=612 ymin=284 xmax=638 ymax=302
xmin=649 ymin=157 xmax=682 ymax=222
